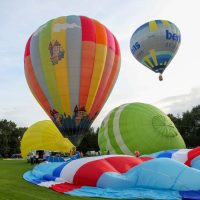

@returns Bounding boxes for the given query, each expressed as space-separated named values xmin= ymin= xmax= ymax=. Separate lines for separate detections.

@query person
xmin=107 ymin=150 xmax=110 ymax=155
xmin=35 ymin=153 xmax=39 ymax=164
xmin=80 ymin=151 xmax=84 ymax=158
xmin=69 ymin=149 xmax=73 ymax=156
xmin=30 ymin=153 xmax=34 ymax=165
xmin=134 ymin=150 xmax=140 ymax=157
xmin=159 ymin=74 xmax=163 ymax=81
xmin=43 ymin=153 xmax=47 ymax=161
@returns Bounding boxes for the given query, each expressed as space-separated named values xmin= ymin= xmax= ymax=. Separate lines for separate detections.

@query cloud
xmin=0 ymin=104 xmax=49 ymax=127
xmin=155 ymin=87 xmax=200 ymax=115
xmin=93 ymin=87 xmax=200 ymax=129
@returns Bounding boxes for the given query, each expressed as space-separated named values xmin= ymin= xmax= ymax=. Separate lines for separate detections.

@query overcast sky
xmin=1 ymin=0 xmax=200 ymax=128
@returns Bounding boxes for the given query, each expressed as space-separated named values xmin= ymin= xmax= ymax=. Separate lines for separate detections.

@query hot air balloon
xmin=20 ymin=120 xmax=74 ymax=158
xmin=130 ymin=20 xmax=181 ymax=80
xmin=24 ymin=16 xmax=121 ymax=146
xmin=98 ymin=102 xmax=186 ymax=155
xmin=24 ymin=153 xmax=200 ymax=199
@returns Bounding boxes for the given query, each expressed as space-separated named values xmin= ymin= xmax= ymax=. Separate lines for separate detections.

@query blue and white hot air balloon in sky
xmin=130 ymin=20 xmax=181 ymax=80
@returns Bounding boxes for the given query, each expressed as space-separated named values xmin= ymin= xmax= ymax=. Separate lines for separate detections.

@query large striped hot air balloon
xmin=24 ymin=16 xmax=121 ymax=146
xmin=98 ymin=103 xmax=185 ymax=155
xmin=130 ymin=20 xmax=181 ymax=80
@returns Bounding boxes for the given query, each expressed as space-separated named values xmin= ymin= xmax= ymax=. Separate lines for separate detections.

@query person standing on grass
xmin=134 ymin=150 xmax=140 ymax=157
xmin=30 ymin=153 xmax=34 ymax=165
xmin=35 ymin=153 xmax=39 ymax=164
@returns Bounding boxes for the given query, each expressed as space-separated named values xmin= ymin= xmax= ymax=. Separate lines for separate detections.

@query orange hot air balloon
xmin=24 ymin=16 xmax=121 ymax=146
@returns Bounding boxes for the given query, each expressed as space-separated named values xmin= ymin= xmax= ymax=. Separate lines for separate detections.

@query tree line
xmin=0 ymin=105 xmax=200 ymax=157
xmin=168 ymin=105 xmax=200 ymax=148
xmin=0 ymin=119 xmax=99 ymax=157
xmin=0 ymin=120 xmax=26 ymax=157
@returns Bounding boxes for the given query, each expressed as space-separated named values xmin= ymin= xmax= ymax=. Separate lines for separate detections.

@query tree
xmin=77 ymin=127 xmax=100 ymax=154
xmin=168 ymin=105 xmax=200 ymax=148
xmin=0 ymin=119 xmax=27 ymax=157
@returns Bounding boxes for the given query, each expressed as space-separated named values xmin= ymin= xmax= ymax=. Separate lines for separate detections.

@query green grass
xmin=0 ymin=159 xmax=151 ymax=200
xmin=0 ymin=159 xmax=106 ymax=200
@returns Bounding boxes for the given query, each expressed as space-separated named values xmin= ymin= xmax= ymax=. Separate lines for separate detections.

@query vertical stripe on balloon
xmin=98 ymin=128 xmax=107 ymax=153
xmin=150 ymin=49 xmax=158 ymax=66
xmin=89 ymin=28 xmax=115 ymax=119
xmin=24 ymin=36 xmax=41 ymax=108
xmin=103 ymin=111 xmax=116 ymax=154
xmin=24 ymin=35 xmax=31 ymax=57
xmin=24 ymin=57 xmax=41 ymax=110
xmin=149 ymin=21 xmax=158 ymax=32
xmin=30 ymin=28 xmax=54 ymax=109
xmin=92 ymin=37 xmax=120 ymax=119
xmin=79 ymin=16 xmax=96 ymax=109
xmin=24 ymin=56 xmax=51 ymax=117
xmin=113 ymin=104 xmax=133 ymax=155
xmin=66 ymin=16 xmax=82 ymax=115
xmin=162 ymin=20 xmax=170 ymax=27
xmin=107 ymin=109 xmax=124 ymax=154
xmin=39 ymin=20 xmax=63 ymax=114
xmin=144 ymin=56 xmax=154 ymax=68
xmin=51 ymin=16 xmax=71 ymax=115
xmin=85 ymin=20 xmax=107 ymax=113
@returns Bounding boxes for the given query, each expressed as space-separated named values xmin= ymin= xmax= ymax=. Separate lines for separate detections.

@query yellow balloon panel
xmin=20 ymin=120 xmax=74 ymax=158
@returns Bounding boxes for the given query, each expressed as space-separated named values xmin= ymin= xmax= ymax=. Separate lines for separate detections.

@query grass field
xmin=0 ymin=159 xmax=107 ymax=200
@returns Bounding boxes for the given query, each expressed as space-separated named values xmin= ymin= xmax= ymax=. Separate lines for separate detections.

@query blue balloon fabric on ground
xmin=23 ymin=149 xmax=200 ymax=199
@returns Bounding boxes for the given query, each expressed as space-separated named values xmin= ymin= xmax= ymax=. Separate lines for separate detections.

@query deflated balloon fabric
xmin=24 ymin=152 xmax=200 ymax=199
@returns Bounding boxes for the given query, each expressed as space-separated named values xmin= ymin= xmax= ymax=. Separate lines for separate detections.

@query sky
xmin=1 ymin=0 xmax=200 ymax=128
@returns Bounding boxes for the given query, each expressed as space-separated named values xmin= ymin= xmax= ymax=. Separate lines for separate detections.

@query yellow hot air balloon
xmin=20 ymin=120 xmax=74 ymax=158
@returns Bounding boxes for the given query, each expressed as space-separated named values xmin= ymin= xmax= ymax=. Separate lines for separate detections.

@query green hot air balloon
xmin=98 ymin=103 xmax=185 ymax=155
xmin=130 ymin=20 xmax=181 ymax=81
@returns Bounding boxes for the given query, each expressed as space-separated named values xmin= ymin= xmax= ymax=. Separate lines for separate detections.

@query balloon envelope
xmin=24 ymin=16 xmax=121 ymax=146
xmin=24 ymin=153 xmax=200 ymax=199
xmin=20 ymin=120 xmax=74 ymax=158
xmin=130 ymin=20 xmax=181 ymax=75
xmin=98 ymin=102 xmax=186 ymax=155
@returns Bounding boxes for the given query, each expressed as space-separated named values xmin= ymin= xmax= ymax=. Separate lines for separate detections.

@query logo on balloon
xmin=48 ymin=40 xmax=65 ymax=65
xmin=165 ymin=30 xmax=181 ymax=42
xmin=131 ymin=42 xmax=140 ymax=54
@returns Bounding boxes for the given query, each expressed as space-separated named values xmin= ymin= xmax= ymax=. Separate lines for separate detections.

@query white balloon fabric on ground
xmin=23 ymin=148 xmax=200 ymax=199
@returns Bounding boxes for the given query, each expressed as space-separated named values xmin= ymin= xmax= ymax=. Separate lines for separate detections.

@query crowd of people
xmin=28 ymin=148 xmax=140 ymax=165
xmin=28 ymin=148 xmax=84 ymax=165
